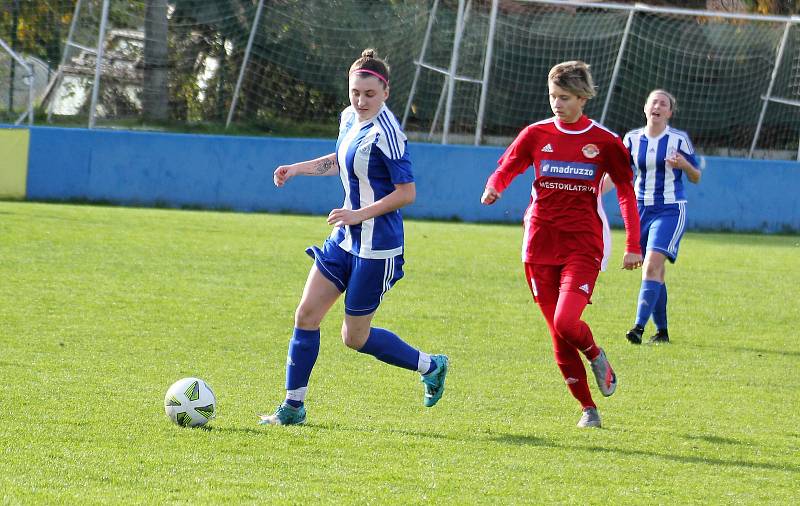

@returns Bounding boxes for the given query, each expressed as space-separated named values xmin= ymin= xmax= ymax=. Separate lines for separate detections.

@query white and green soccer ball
xmin=164 ymin=377 xmax=216 ymax=427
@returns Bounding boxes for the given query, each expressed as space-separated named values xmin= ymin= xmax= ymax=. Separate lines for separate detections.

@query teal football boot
xmin=258 ymin=403 xmax=306 ymax=426
xmin=421 ymin=354 xmax=449 ymax=407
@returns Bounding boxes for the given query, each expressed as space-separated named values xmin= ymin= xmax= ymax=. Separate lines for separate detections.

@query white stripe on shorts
xmin=379 ymin=257 xmax=394 ymax=302
xmin=667 ymin=202 xmax=687 ymax=255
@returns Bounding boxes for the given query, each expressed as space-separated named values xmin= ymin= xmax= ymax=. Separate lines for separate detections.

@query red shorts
xmin=524 ymin=257 xmax=599 ymax=305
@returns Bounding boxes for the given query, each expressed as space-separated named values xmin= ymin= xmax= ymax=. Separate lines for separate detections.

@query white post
xmin=429 ymin=78 xmax=449 ymax=139
xmin=749 ymin=20 xmax=791 ymax=158
xmin=442 ymin=0 xmax=467 ymax=144
xmin=226 ymin=0 xmax=265 ymax=128
xmin=600 ymin=8 xmax=634 ymax=125
xmin=402 ymin=0 xmax=440 ymax=128
xmin=0 ymin=37 xmax=33 ymax=125
xmin=26 ymin=66 xmax=33 ymax=125
xmin=88 ymin=0 xmax=110 ymax=129
xmin=474 ymin=0 xmax=499 ymax=146
xmin=46 ymin=0 xmax=82 ymax=122
xmin=430 ymin=0 xmax=473 ymax=139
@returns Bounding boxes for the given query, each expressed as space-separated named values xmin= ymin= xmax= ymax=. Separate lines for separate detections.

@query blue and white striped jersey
xmin=623 ymin=126 xmax=698 ymax=206
xmin=330 ymin=104 xmax=414 ymax=259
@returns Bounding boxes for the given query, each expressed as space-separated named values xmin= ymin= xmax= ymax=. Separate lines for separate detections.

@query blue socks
xmin=652 ymin=283 xmax=668 ymax=330
xmin=284 ymin=327 xmax=433 ymax=407
xmin=358 ymin=327 xmax=421 ymax=371
xmin=285 ymin=328 xmax=320 ymax=407
xmin=635 ymin=280 xmax=663 ymax=328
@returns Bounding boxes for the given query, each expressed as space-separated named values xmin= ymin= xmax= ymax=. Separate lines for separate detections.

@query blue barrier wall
xmin=24 ymin=126 xmax=800 ymax=232
xmin=601 ymin=157 xmax=800 ymax=233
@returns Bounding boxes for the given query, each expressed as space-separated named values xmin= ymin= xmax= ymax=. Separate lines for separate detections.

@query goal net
xmin=0 ymin=38 xmax=36 ymax=125
xmin=46 ymin=0 xmax=432 ymax=134
xmin=406 ymin=0 xmax=800 ymax=157
xmin=36 ymin=0 xmax=800 ymax=158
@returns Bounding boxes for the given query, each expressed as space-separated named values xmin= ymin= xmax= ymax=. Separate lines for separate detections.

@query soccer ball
xmin=164 ymin=377 xmax=216 ymax=427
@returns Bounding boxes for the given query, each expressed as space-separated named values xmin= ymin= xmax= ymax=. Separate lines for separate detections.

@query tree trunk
xmin=143 ymin=0 xmax=169 ymax=121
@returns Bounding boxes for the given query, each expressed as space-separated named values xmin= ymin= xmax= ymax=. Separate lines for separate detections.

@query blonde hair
xmin=647 ymin=89 xmax=677 ymax=112
xmin=548 ymin=61 xmax=596 ymax=99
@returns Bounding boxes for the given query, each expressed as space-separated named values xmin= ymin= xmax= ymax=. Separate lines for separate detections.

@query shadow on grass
xmin=690 ymin=233 xmax=800 ymax=246
xmin=490 ymin=433 xmax=550 ymax=446
xmin=682 ymin=433 xmax=742 ymax=445
xmin=579 ymin=444 xmax=799 ymax=473
xmin=490 ymin=431 xmax=798 ymax=474
xmin=214 ymin=423 xmax=798 ymax=474
xmin=686 ymin=342 xmax=800 ymax=358
xmin=210 ymin=426 xmax=266 ymax=436
xmin=210 ymin=422 xmax=464 ymax=441
xmin=308 ymin=421 xmax=467 ymax=442
xmin=0 ymin=203 xmax=124 ymax=224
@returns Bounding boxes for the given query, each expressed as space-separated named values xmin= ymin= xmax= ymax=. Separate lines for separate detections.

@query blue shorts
xmin=306 ymin=238 xmax=404 ymax=316
xmin=639 ymin=202 xmax=687 ymax=263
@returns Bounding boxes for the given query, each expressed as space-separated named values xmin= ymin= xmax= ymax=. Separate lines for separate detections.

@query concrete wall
xmin=3 ymin=126 xmax=798 ymax=233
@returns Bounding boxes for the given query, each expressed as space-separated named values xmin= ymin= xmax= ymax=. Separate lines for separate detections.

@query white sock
xmin=286 ymin=387 xmax=307 ymax=402
xmin=417 ymin=352 xmax=432 ymax=374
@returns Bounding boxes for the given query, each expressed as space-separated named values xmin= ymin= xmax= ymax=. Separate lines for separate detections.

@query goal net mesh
xmin=31 ymin=0 xmax=800 ymax=156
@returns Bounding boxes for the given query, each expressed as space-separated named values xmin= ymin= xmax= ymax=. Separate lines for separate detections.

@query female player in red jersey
xmin=481 ymin=61 xmax=643 ymax=428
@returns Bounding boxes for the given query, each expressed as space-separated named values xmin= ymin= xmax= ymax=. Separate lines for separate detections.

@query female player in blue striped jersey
xmin=622 ymin=90 xmax=702 ymax=344
xmin=259 ymin=49 xmax=448 ymax=426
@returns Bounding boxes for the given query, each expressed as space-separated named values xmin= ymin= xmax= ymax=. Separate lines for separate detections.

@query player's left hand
xmin=481 ymin=186 xmax=501 ymax=205
xmin=327 ymin=208 xmax=362 ymax=227
xmin=622 ymin=252 xmax=644 ymax=270
xmin=666 ymin=151 xmax=689 ymax=170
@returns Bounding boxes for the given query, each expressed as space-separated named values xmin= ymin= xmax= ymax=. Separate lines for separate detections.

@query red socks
xmin=539 ymin=297 xmax=600 ymax=408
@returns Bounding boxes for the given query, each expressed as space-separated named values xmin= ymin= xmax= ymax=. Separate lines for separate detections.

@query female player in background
xmin=481 ymin=61 xmax=642 ymax=428
xmin=622 ymin=90 xmax=701 ymax=345
xmin=261 ymin=49 xmax=448 ymax=426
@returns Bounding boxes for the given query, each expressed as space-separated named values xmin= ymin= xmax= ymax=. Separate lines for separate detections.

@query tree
xmin=1 ymin=0 xmax=74 ymax=67
xmin=745 ymin=0 xmax=795 ymax=14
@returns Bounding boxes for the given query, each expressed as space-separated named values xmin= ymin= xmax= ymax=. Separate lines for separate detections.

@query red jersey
xmin=487 ymin=115 xmax=641 ymax=269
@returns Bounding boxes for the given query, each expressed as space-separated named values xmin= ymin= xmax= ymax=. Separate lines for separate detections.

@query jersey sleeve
xmin=378 ymin=143 xmax=414 ymax=184
xmin=606 ymin=136 xmax=641 ymax=254
xmin=677 ymin=134 xmax=699 ymax=169
xmin=375 ymin=120 xmax=408 ymax=160
xmin=624 ymin=131 xmax=641 ymax=177
xmin=486 ymin=125 xmax=536 ymax=194
xmin=622 ymin=131 xmax=635 ymax=167
xmin=622 ymin=131 xmax=632 ymax=150
xmin=339 ymin=106 xmax=355 ymax=130
xmin=374 ymin=113 xmax=414 ymax=184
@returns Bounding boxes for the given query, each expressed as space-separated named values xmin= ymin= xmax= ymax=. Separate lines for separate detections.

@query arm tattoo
xmin=313 ymin=158 xmax=334 ymax=175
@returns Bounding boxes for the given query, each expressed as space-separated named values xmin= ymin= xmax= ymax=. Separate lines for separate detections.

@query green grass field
xmin=1 ymin=201 xmax=798 ymax=504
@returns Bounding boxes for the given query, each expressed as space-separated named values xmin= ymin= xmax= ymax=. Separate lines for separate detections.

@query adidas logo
xmin=286 ymin=357 xmax=296 ymax=367
xmin=541 ymin=143 xmax=554 ymax=152
xmin=579 ymin=283 xmax=590 ymax=294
